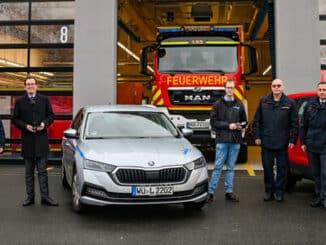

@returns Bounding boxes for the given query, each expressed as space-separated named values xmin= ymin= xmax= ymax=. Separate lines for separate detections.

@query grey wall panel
xmin=74 ymin=0 xmax=117 ymax=115
xmin=274 ymin=0 xmax=320 ymax=94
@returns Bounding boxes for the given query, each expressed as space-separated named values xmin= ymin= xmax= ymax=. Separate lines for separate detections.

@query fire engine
xmin=141 ymin=26 xmax=257 ymax=162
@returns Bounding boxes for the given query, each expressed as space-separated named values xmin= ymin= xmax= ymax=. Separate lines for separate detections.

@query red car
xmin=287 ymin=91 xmax=317 ymax=186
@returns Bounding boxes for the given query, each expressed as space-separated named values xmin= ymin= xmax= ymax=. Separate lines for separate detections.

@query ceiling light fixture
xmin=262 ymin=65 xmax=271 ymax=76
xmin=0 ymin=58 xmax=54 ymax=77
xmin=166 ymin=11 xmax=174 ymax=22
xmin=0 ymin=58 xmax=23 ymax=67
xmin=191 ymin=4 xmax=212 ymax=22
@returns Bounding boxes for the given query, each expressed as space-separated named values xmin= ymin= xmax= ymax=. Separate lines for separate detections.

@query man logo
xmin=148 ymin=161 xmax=155 ymax=166
xmin=184 ymin=94 xmax=211 ymax=101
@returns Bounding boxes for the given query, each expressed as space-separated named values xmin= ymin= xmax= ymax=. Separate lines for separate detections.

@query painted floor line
xmin=244 ymin=162 xmax=256 ymax=176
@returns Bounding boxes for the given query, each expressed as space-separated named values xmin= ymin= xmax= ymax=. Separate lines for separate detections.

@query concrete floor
xmin=0 ymin=163 xmax=325 ymax=245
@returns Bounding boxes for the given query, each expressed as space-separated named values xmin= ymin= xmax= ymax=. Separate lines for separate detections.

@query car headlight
xmin=185 ymin=156 xmax=207 ymax=170
xmin=83 ymin=159 xmax=116 ymax=172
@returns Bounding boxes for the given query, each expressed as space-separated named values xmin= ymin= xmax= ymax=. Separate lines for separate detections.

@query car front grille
xmin=114 ymin=167 xmax=187 ymax=184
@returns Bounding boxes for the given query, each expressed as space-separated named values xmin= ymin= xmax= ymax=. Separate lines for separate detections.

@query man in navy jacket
xmin=301 ymin=81 xmax=326 ymax=209
xmin=253 ymin=79 xmax=298 ymax=202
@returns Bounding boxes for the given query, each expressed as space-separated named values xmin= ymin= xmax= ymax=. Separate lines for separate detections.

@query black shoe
xmin=310 ymin=197 xmax=322 ymax=208
xmin=263 ymin=192 xmax=274 ymax=202
xmin=41 ymin=197 xmax=59 ymax=207
xmin=274 ymin=193 xmax=284 ymax=202
xmin=22 ymin=197 xmax=35 ymax=207
xmin=225 ymin=192 xmax=239 ymax=202
xmin=207 ymin=193 xmax=214 ymax=203
xmin=320 ymin=201 xmax=326 ymax=210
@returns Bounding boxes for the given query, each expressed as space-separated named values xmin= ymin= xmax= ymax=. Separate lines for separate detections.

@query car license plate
xmin=132 ymin=185 xmax=174 ymax=196
xmin=187 ymin=121 xmax=210 ymax=129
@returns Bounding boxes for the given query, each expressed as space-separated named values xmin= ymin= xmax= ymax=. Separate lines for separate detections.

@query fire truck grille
xmin=168 ymin=89 xmax=225 ymax=105
xmin=115 ymin=167 xmax=187 ymax=184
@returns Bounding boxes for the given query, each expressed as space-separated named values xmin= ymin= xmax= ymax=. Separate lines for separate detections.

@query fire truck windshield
xmin=158 ymin=46 xmax=238 ymax=74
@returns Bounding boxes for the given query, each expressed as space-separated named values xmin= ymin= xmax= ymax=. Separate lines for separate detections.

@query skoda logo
xmin=148 ymin=161 xmax=155 ymax=166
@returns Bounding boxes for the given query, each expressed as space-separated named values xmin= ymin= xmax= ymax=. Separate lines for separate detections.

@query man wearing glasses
xmin=207 ymin=80 xmax=247 ymax=203
xmin=13 ymin=76 xmax=58 ymax=207
xmin=253 ymin=79 xmax=298 ymax=202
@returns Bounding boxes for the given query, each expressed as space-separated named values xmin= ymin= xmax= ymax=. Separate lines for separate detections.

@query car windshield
xmin=84 ymin=111 xmax=179 ymax=139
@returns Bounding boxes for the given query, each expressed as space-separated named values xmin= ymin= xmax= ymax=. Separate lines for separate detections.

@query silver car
xmin=61 ymin=105 xmax=208 ymax=212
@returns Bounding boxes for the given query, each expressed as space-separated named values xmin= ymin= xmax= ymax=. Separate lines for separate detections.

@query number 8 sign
xmin=60 ymin=26 xmax=68 ymax=43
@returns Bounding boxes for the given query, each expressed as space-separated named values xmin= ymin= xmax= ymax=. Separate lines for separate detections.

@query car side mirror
xmin=64 ymin=128 xmax=79 ymax=139
xmin=181 ymin=128 xmax=193 ymax=138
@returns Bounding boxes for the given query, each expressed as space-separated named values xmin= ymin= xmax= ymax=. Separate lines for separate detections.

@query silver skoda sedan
xmin=61 ymin=105 xmax=208 ymax=212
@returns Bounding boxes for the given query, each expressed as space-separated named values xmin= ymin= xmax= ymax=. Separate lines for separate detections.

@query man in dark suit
xmin=13 ymin=76 xmax=58 ymax=207
xmin=301 ymin=81 xmax=326 ymax=209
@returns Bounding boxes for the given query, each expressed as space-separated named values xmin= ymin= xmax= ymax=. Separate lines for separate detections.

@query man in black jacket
xmin=207 ymin=80 xmax=247 ymax=203
xmin=300 ymin=81 xmax=326 ymax=209
xmin=253 ymin=79 xmax=298 ymax=202
xmin=13 ymin=76 xmax=58 ymax=207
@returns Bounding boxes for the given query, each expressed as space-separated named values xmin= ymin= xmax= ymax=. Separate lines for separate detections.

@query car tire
xmin=183 ymin=200 xmax=206 ymax=210
xmin=61 ymin=164 xmax=70 ymax=188
xmin=72 ymin=171 xmax=85 ymax=213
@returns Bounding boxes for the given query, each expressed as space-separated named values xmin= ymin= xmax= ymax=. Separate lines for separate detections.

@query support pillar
xmin=74 ymin=0 xmax=117 ymax=115
xmin=274 ymin=0 xmax=320 ymax=93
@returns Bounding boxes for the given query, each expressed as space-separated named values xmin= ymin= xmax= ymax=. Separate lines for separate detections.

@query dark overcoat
xmin=13 ymin=93 xmax=54 ymax=158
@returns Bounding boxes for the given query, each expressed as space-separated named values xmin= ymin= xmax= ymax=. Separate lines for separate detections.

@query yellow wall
xmin=246 ymin=82 xmax=272 ymax=122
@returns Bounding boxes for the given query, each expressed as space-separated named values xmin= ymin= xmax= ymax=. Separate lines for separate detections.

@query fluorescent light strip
xmin=0 ymin=58 xmax=23 ymax=67
xmin=262 ymin=65 xmax=271 ymax=76
xmin=117 ymin=42 xmax=153 ymax=73
xmin=0 ymin=58 xmax=54 ymax=77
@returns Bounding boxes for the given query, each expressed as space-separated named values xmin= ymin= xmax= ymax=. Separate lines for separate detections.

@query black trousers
xmin=261 ymin=148 xmax=288 ymax=195
xmin=308 ymin=151 xmax=326 ymax=201
xmin=24 ymin=157 xmax=49 ymax=199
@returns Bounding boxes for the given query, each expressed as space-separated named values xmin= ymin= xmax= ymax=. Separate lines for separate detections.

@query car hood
xmin=79 ymin=137 xmax=201 ymax=167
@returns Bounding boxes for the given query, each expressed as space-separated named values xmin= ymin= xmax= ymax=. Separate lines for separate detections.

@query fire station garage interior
xmin=0 ymin=1 xmax=325 ymax=245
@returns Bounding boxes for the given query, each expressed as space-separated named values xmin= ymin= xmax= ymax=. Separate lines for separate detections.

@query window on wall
xmin=0 ymin=0 xmax=74 ymax=88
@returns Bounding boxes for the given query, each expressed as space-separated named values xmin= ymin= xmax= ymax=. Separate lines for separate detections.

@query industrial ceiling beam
xmin=118 ymin=20 xmax=141 ymax=43
xmin=250 ymin=0 xmax=268 ymax=41
xmin=119 ymin=0 xmax=156 ymax=42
